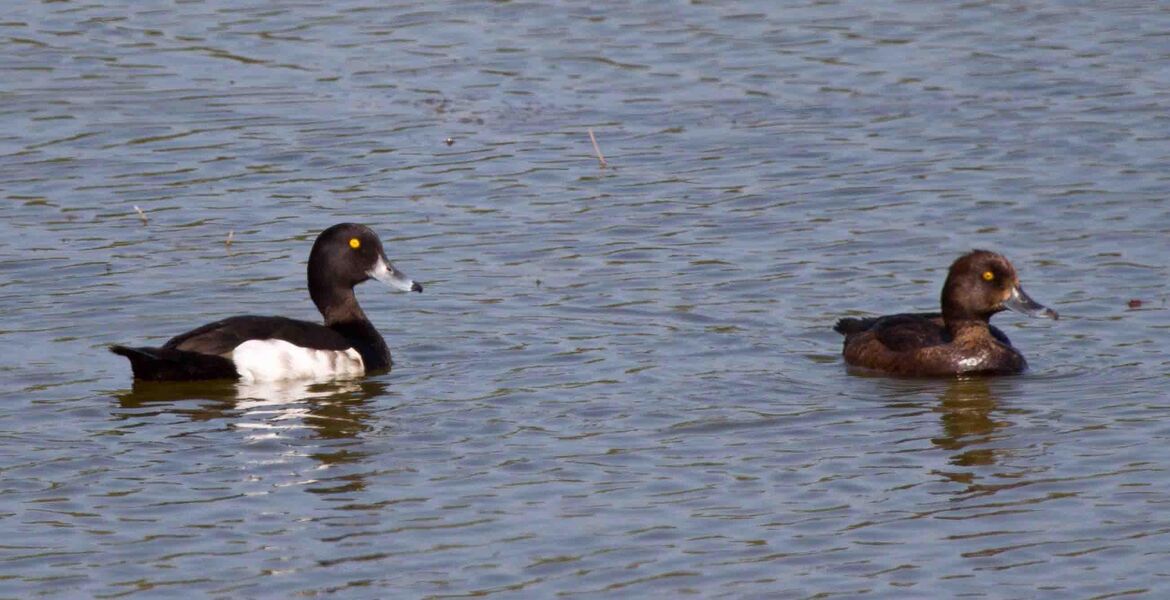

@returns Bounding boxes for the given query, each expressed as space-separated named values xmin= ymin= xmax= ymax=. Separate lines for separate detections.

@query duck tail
xmin=109 ymin=345 xmax=237 ymax=381
xmin=833 ymin=317 xmax=875 ymax=336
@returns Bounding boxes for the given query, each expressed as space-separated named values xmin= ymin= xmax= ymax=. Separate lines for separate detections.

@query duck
xmin=110 ymin=223 xmax=422 ymax=382
xmin=833 ymin=250 xmax=1057 ymax=376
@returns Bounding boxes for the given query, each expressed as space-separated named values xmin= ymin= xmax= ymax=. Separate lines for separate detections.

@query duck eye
xmin=349 ymin=238 xmax=361 ymax=250
xmin=982 ymin=270 xmax=994 ymax=281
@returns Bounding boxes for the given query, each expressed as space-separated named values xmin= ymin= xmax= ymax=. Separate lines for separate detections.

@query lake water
xmin=2 ymin=1 xmax=1169 ymax=597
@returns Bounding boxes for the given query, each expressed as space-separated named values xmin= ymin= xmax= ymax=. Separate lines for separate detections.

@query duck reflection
xmin=113 ymin=378 xmax=386 ymax=442
xmin=928 ymin=377 xmax=1036 ymax=503
xmin=113 ymin=378 xmax=388 ymax=494
xmin=931 ymin=378 xmax=1008 ymax=469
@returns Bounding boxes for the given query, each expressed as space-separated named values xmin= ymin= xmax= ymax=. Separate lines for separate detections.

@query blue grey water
xmin=1 ymin=1 xmax=1168 ymax=597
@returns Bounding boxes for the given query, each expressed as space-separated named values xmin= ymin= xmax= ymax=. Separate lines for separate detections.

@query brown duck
xmin=834 ymin=250 xmax=1058 ymax=376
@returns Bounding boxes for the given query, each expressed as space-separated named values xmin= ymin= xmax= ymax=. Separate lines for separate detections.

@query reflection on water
xmin=114 ymin=378 xmax=384 ymax=441
xmin=112 ymin=379 xmax=240 ymax=421
xmin=933 ymin=378 xmax=1004 ymax=468
xmin=234 ymin=379 xmax=383 ymax=441
xmin=113 ymin=378 xmax=387 ymax=497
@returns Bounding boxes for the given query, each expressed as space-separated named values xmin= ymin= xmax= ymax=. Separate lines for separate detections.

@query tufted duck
xmin=833 ymin=250 xmax=1057 ymax=376
xmin=110 ymin=223 xmax=422 ymax=382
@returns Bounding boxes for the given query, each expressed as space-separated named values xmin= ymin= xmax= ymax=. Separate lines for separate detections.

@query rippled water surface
xmin=2 ymin=1 xmax=1170 ymax=597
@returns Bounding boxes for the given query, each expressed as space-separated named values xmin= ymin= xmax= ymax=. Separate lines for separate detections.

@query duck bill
xmin=368 ymin=255 xmax=423 ymax=293
xmin=1003 ymin=285 xmax=1057 ymax=319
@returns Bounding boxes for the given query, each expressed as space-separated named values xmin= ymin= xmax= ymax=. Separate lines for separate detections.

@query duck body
xmin=834 ymin=250 xmax=1057 ymax=377
xmin=835 ymin=312 xmax=1024 ymax=376
xmin=111 ymin=315 xmax=386 ymax=382
xmin=111 ymin=223 xmax=420 ymax=382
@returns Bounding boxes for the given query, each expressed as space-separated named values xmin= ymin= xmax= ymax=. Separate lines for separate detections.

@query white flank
xmin=232 ymin=339 xmax=365 ymax=383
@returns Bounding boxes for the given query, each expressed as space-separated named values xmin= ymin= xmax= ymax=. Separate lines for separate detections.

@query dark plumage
xmin=833 ymin=250 xmax=1057 ymax=376
xmin=111 ymin=223 xmax=422 ymax=382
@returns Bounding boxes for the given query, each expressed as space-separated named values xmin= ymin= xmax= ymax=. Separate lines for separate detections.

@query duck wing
xmin=858 ymin=312 xmax=947 ymax=352
xmin=839 ymin=313 xmax=1014 ymax=347
xmin=164 ymin=315 xmax=352 ymax=356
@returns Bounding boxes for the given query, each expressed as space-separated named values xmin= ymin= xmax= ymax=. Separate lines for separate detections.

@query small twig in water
xmin=588 ymin=128 xmax=607 ymax=169
xmin=133 ymin=205 xmax=147 ymax=225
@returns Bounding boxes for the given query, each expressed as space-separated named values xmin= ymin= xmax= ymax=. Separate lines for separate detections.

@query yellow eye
xmin=349 ymin=238 xmax=361 ymax=249
xmin=982 ymin=270 xmax=994 ymax=281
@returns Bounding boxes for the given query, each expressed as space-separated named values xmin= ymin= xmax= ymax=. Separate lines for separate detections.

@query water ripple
xmin=1 ymin=0 xmax=1170 ymax=598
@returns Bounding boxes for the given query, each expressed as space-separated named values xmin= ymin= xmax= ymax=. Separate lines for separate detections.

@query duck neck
xmin=940 ymin=279 xmax=995 ymax=339
xmin=310 ymin=284 xmax=391 ymax=371
xmin=311 ymin=285 xmax=368 ymax=326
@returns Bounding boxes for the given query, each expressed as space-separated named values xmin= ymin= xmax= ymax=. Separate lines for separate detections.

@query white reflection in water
xmin=233 ymin=378 xmax=367 ymax=435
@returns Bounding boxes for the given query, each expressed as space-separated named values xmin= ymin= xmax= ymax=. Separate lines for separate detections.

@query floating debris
xmin=588 ymin=128 xmax=607 ymax=169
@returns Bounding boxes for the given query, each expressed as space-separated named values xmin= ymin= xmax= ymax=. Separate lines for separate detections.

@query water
xmin=2 ymin=0 xmax=1169 ymax=597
